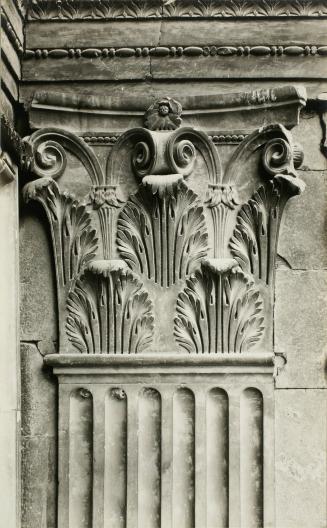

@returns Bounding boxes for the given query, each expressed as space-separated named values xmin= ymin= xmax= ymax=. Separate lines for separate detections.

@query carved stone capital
xmin=22 ymin=92 xmax=305 ymax=359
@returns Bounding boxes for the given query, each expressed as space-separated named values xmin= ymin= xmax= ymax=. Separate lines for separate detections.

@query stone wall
xmin=0 ymin=1 xmax=25 ymax=526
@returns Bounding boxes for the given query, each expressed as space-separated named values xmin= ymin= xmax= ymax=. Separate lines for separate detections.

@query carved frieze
xmin=23 ymin=91 xmax=305 ymax=356
xmin=26 ymin=0 xmax=327 ymax=19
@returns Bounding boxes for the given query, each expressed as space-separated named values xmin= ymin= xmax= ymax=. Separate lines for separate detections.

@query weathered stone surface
xmin=1 ymin=58 xmax=19 ymax=100
xmin=158 ymin=19 xmax=327 ymax=47
xmin=25 ymin=18 xmax=327 ymax=49
xmin=19 ymin=208 xmax=58 ymax=346
xmin=21 ymin=435 xmax=57 ymax=528
xmin=293 ymin=114 xmax=327 ymax=171
xmin=275 ymin=389 xmax=327 ymax=528
xmin=21 ymin=343 xmax=57 ymax=437
xmin=0 ymin=410 xmax=20 ymax=527
xmin=27 ymin=85 xmax=305 ymax=134
xmin=278 ymin=169 xmax=327 ymax=270
xmin=18 ymin=80 xmax=327 ymax=113
xmin=2 ymin=0 xmax=24 ymax=44
xmin=26 ymin=20 xmax=161 ymax=49
xmin=275 ymin=270 xmax=327 ymax=388
xmin=21 ymin=343 xmax=57 ymax=528
xmin=2 ymin=30 xmax=21 ymax=79
xmin=0 ymin=154 xmax=20 ymax=527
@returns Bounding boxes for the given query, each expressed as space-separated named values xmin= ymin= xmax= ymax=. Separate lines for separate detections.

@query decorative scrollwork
xmin=174 ymin=259 xmax=264 ymax=354
xmin=33 ymin=139 xmax=67 ymax=179
xmin=169 ymin=137 xmax=197 ymax=176
xmin=262 ymin=137 xmax=303 ymax=176
xmin=132 ymin=140 xmax=154 ymax=177
xmin=66 ymin=262 xmax=154 ymax=354
xmin=173 ymin=139 xmax=196 ymax=168
xmin=117 ymin=176 xmax=208 ymax=287
xmin=24 ymin=127 xmax=105 ymax=185
xmin=224 ymin=124 xmax=303 ymax=184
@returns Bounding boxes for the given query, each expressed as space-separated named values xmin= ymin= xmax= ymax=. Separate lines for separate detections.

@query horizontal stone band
xmin=24 ymin=45 xmax=327 ymax=60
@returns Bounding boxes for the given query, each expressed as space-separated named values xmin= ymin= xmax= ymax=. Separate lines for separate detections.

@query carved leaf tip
xmin=22 ymin=176 xmax=54 ymax=202
xmin=66 ymin=267 xmax=154 ymax=354
xmin=275 ymin=173 xmax=306 ymax=196
xmin=206 ymin=183 xmax=240 ymax=208
xmin=174 ymin=263 xmax=264 ymax=354
xmin=117 ymin=178 xmax=208 ymax=287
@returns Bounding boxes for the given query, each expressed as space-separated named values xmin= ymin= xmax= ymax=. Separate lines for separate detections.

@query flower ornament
xmin=144 ymin=97 xmax=182 ymax=130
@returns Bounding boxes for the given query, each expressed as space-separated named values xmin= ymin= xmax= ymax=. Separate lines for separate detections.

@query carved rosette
xmin=174 ymin=259 xmax=264 ymax=354
xmin=144 ymin=97 xmax=182 ymax=131
xmin=117 ymin=175 xmax=208 ymax=287
xmin=66 ymin=261 xmax=154 ymax=354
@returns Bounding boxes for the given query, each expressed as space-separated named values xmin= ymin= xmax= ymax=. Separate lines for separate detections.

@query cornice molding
xmin=1 ymin=8 xmax=24 ymax=55
xmin=26 ymin=0 xmax=327 ymax=20
xmin=0 ymin=115 xmax=24 ymax=164
xmin=29 ymin=85 xmax=306 ymax=133
xmin=31 ymin=86 xmax=306 ymax=111
xmin=23 ymin=44 xmax=327 ymax=60
xmin=44 ymin=353 xmax=275 ymax=375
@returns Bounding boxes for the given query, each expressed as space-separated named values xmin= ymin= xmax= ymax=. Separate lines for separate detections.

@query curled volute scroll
xmin=107 ymin=126 xmax=205 ymax=179
xmin=22 ymin=127 xmax=105 ymax=184
xmin=224 ymin=123 xmax=303 ymax=183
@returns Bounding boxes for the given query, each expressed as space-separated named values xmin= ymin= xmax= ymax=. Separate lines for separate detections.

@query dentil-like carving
xmin=117 ymin=175 xmax=208 ymax=287
xmin=174 ymin=259 xmax=264 ymax=354
xmin=66 ymin=260 xmax=154 ymax=354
